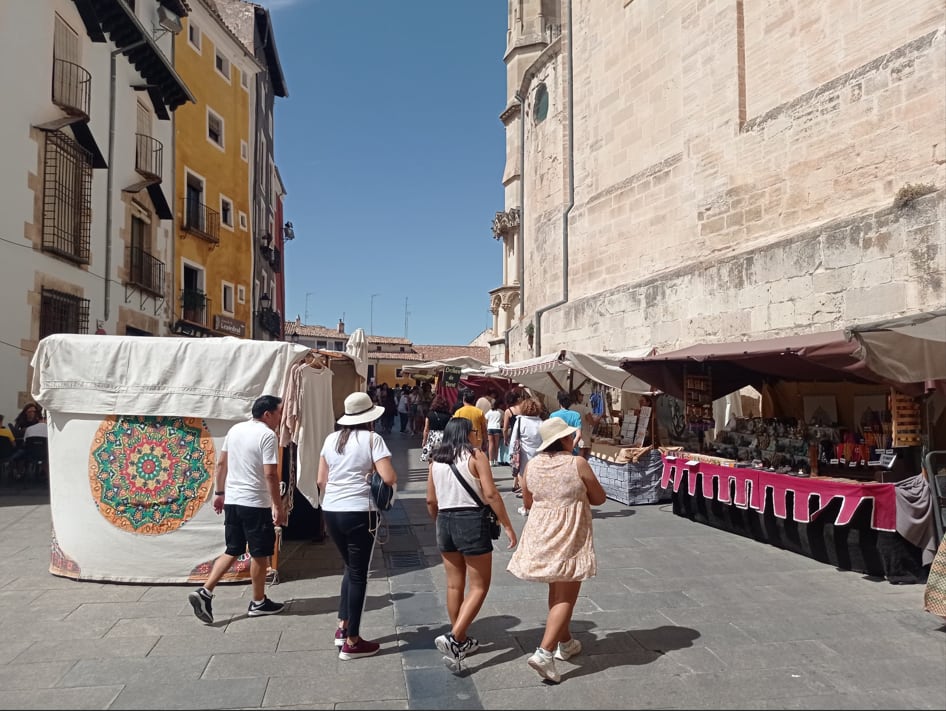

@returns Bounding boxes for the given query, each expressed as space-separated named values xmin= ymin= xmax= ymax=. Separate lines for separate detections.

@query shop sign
xmin=214 ymin=315 xmax=246 ymax=337
xmin=172 ymin=320 xmax=213 ymax=338
xmin=442 ymin=366 xmax=462 ymax=388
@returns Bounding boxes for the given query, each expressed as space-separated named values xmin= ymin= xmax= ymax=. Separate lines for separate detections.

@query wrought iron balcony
xmin=269 ymin=247 xmax=281 ymax=272
xmin=135 ymin=133 xmax=163 ymax=181
xmin=129 ymin=245 xmax=165 ymax=296
xmin=52 ymin=58 xmax=91 ymax=120
xmin=257 ymin=308 xmax=282 ymax=338
xmin=181 ymin=288 xmax=210 ymax=326
xmin=181 ymin=198 xmax=220 ymax=243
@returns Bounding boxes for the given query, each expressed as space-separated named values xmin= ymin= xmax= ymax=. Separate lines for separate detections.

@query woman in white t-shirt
xmin=318 ymin=392 xmax=398 ymax=661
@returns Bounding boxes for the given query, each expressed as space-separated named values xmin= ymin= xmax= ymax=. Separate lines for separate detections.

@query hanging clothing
xmin=296 ymin=365 xmax=335 ymax=508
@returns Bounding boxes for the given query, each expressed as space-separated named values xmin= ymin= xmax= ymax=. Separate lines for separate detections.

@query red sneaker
xmin=338 ymin=638 xmax=380 ymax=660
xmin=334 ymin=628 xmax=348 ymax=648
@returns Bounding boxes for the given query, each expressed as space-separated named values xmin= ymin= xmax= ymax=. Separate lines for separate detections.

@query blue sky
xmin=258 ymin=0 xmax=508 ymax=345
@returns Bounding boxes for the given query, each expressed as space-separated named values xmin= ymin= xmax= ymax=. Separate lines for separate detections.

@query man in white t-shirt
xmin=188 ymin=395 xmax=286 ymax=624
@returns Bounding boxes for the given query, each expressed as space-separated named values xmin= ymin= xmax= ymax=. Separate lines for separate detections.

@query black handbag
xmin=367 ymin=433 xmax=395 ymax=511
xmin=369 ymin=470 xmax=395 ymax=511
xmin=448 ymin=462 xmax=501 ymax=540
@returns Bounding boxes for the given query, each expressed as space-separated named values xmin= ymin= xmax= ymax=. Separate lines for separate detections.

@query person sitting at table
xmin=0 ymin=415 xmax=14 ymax=445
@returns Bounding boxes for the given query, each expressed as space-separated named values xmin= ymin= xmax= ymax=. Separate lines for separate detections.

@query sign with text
xmin=214 ymin=315 xmax=246 ymax=338
xmin=441 ymin=366 xmax=462 ymax=388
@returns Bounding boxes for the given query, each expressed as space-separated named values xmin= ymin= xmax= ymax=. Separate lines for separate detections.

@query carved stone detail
xmin=491 ymin=207 xmax=520 ymax=240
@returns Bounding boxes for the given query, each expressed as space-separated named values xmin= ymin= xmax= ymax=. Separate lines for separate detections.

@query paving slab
xmin=1 ymin=436 xmax=944 ymax=709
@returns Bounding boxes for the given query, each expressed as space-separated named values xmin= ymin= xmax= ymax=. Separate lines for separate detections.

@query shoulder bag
xmin=447 ymin=461 xmax=501 ymax=540
xmin=366 ymin=433 xmax=395 ymax=511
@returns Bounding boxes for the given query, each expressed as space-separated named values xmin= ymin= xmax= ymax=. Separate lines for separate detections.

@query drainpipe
xmin=514 ymin=91 xmax=526 ymax=320
xmin=533 ymin=0 xmax=574 ymax=356
xmin=104 ymin=39 xmax=147 ymax=322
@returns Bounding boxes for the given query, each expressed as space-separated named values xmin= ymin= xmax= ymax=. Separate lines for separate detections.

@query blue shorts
xmin=436 ymin=508 xmax=493 ymax=556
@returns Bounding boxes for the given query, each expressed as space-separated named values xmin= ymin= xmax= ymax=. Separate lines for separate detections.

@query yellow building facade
xmin=172 ymin=1 xmax=258 ymax=338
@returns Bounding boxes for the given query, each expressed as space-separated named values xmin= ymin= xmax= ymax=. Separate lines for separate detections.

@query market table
xmin=661 ymin=453 xmax=924 ymax=581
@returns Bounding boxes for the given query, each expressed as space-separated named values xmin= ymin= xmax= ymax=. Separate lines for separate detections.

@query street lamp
xmin=259 ymin=292 xmax=272 ymax=311
xmin=370 ymin=293 xmax=379 ymax=336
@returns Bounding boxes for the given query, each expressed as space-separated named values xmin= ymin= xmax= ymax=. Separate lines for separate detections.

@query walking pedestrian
xmin=426 ymin=417 xmax=517 ymax=671
xmin=188 ymin=395 xmax=286 ymax=624
xmin=509 ymin=397 xmax=543 ymax=497
xmin=420 ymin=394 xmax=452 ymax=463
xmin=507 ymin=417 xmax=606 ymax=683
xmin=549 ymin=391 xmax=582 ymax=454
xmin=485 ymin=398 xmax=503 ymax=466
xmin=318 ymin=391 xmax=398 ymax=660
xmin=397 ymin=386 xmax=412 ymax=434
xmin=453 ymin=388 xmax=488 ymax=451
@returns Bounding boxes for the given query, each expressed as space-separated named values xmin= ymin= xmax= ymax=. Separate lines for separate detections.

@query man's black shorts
xmin=223 ymin=504 xmax=275 ymax=558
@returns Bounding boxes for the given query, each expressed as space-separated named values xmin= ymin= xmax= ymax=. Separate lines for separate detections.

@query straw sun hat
xmin=536 ymin=417 xmax=580 ymax=452
xmin=337 ymin=392 xmax=385 ymax=426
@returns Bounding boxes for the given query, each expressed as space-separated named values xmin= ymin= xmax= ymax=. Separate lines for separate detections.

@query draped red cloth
xmin=661 ymin=456 xmax=897 ymax=532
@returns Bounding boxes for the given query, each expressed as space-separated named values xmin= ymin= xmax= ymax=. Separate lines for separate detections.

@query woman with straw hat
xmin=507 ymin=417 xmax=606 ymax=684
xmin=318 ymin=391 xmax=398 ymax=660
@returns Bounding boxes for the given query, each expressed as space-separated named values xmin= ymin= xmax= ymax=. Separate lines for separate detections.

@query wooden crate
xmin=890 ymin=390 xmax=922 ymax=447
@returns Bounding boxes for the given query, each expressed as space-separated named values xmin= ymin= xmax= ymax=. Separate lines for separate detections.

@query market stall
xmin=402 ymin=356 xmax=510 ymax=408
xmin=620 ymin=329 xmax=943 ymax=582
xmin=499 ymin=349 xmax=663 ymax=505
xmin=32 ymin=334 xmax=308 ymax=584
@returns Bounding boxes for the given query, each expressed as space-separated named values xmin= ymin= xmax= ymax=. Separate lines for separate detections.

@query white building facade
xmin=0 ymin=0 xmax=192 ymax=410
xmin=491 ymin=0 xmax=946 ymax=363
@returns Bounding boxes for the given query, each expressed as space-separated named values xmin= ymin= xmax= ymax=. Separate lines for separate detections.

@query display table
xmin=661 ymin=454 xmax=925 ymax=581
xmin=588 ymin=444 xmax=669 ymax=505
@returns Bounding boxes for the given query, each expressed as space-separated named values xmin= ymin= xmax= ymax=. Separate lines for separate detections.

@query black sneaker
xmin=188 ymin=587 xmax=214 ymax=624
xmin=248 ymin=597 xmax=285 ymax=616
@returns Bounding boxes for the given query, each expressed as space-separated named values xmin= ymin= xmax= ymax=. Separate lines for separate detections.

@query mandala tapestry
xmin=89 ymin=415 xmax=215 ymax=535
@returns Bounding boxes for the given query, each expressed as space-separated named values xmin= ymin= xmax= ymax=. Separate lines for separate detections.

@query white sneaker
xmin=527 ymin=647 xmax=560 ymax=683
xmin=554 ymin=638 xmax=582 ymax=661
xmin=517 ymin=506 xmax=528 ymax=516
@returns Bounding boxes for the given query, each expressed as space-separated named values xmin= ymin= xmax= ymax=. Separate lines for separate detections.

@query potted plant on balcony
xmin=525 ymin=321 xmax=534 ymax=349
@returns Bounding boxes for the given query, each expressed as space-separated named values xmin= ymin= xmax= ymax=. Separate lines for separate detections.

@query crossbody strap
xmin=447 ymin=461 xmax=486 ymax=509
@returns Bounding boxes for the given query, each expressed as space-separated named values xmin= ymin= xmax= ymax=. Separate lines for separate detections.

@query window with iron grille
xmin=40 ymin=287 xmax=89 ymax=338
xmin=42 ymin=130 xmax=92 ymax=263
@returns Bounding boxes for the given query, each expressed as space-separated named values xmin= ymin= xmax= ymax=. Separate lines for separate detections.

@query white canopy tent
xmin=498 ymin=348 xmax=655 ymax=403
xmin=401 ymin=356 xmax=498 ymax=377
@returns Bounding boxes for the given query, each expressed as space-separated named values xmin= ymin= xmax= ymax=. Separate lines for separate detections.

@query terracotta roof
xmin=284 ymin=322 xmax=346 ymax=339
xmin=367 ymin=352 xmax=428 ymax=362
xmin=414 ymin=344 xmax=490 ymax=363
xmin=367 ymin=335 xmax=413 ymax=345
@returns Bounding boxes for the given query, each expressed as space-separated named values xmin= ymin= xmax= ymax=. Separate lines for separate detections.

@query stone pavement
xmin=1 ymin=433 xmax=945 ymax=710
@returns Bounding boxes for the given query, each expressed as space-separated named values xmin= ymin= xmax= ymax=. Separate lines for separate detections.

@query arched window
xmin=534 ymin=83 xmax=549 ymax=123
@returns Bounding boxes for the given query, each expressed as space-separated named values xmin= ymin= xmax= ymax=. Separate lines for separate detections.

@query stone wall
xmin=507 ymin=0 xmax=945 ymax=361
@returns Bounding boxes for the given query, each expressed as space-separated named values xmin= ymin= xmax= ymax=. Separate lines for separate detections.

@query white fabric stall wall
xmin=32 ymin=334 xmax=309 ymax=584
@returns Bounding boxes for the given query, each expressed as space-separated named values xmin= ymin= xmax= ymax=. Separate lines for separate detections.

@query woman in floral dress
xmin=507 ymin=418 xmax=607 ymax=683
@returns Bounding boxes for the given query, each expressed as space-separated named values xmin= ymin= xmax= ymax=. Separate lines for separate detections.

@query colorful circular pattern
xmin=90 ymin=415 xmax=215 ymax=535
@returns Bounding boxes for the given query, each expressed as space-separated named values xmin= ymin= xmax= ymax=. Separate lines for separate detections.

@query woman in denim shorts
xmin=426 ymin=418 xmax=517 ymax=671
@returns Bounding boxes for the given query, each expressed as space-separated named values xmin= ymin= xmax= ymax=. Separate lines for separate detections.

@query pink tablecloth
xmin=661 ymin=455 xmax=897 ymax=532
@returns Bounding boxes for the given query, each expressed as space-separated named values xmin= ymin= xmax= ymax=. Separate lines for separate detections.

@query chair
xmin=23 ymin=437 xmax=49 ymax=484
xmin=0 ymin=437 xmax=15 ymax=485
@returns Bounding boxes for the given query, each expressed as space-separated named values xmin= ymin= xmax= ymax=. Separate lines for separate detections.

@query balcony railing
xmin=257 ymin=308 xmax=282 ymax=338
xmin=181 ymin=289 xmax=210 ymax=326
xmin=269 ymin=247 xmax=281 ymax=272
xmin=135 ymin=134 xmax=163 ymax=181
xmin=181 ymin=198 xmax=220 ymax=243
xmin=129 ymin=245 xmax=165 ymax=296
xmin=52 ymin=58 xmax=91 ymax=120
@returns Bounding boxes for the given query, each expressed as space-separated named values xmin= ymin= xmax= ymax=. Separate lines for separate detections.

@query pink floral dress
xmin=507 ymin=453 xmax=596 ymax=582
